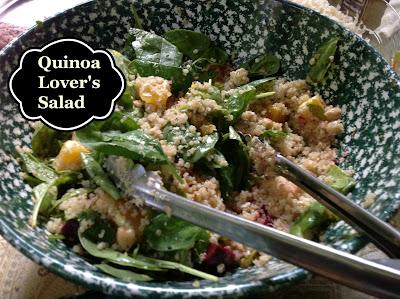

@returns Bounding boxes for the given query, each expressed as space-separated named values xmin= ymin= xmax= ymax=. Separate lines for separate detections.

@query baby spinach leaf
xmin=260 ymin=130 xmax=288 ymax=141
xmin=216 ymin=127 xmax=250 ymax=198
xmin=191 ymin=132 xmax=219 ymax=163
xmin=129 ymin=59 xmax=192 ymax=92
xmin=95 ymin=263 xmax=153 ymax=282
xmin=109 ymin=49 xmax=136 ymax=108
xmin=19 ymin=151 xmax=57 ymax=183
xmin=245 ymin=53 xmax=280 ymax=77
xmin=109 ymin=49 xmax=130 ymax=77
xmin=137 ymin=255 xmax=218 ymax=282
xmin=81 ymin=153 xmax=120 ymax=200
xmin=307 ymin=37 xmax=339 ymax=83
xmin=31 ymin=125 xmax=71 ymax=158
xmin=326 ymin=165 xmax=355 ymax=194
xmin=223 ymin=86 xmax=257 ymax=123
xmin=201 ymin=47 xmax=229 ymax=64
xmin=79 ymin=235 xmax=164 ymax=271
xmin=51 ymin=188 xmax=90 ymax=211
xmin=77 ymin=129 xmax=180 ymax=181
xmin=31 ymin=182 xmax=58 ymax=227
xmin=129 ymin=28 xmax=183 ymax=66
xmin=163 ymin=125 xmax=219 ymax=163
xmin=31 ymin=173 xmax=77 ymax=227
xmin=245 ymin=77 xmax=275 ymax=92
xmin=79 ymin=210 xmax=117 ymax=244
xmin=144 ymin=213 xmax=209 ymax=252
xmin=164 ymin=29 xmax=211 ymax=60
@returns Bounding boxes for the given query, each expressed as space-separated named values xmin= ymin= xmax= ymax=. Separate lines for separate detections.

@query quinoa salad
xmin=18 ymin=27 xmax=355 ymax=282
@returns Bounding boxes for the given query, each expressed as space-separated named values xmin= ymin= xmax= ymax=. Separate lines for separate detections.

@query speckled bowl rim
xmin=0 ymin=0 xmax=398 ymax=298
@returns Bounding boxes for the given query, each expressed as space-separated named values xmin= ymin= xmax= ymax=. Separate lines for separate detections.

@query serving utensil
xmin=105 ymin=151 xmax=400 ymax=299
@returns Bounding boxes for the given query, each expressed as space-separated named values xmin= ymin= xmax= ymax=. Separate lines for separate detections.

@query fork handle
xmin=275 ymin=153 xmax=400 ymax=258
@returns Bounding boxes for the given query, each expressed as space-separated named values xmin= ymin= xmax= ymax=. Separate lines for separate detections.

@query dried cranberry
xmin=256 ymin=206 xmax=275 ymax=227
xmin=61 ymin=219 xmax=79 ymax=245
xmin=202 ymin=243 xmax=235 ymax=269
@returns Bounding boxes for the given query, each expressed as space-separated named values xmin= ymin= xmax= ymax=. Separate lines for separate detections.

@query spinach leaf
xmin=95 ymin=263 xmax=153 ymax=282
xmin=51 ymin=188 xmax=90 ymax=211
xmin=96 ymin=111 xmax=140 ymax=132
xmin=109 ymin=49 xmax=136 ymax=109
xmin=31 ymin=173 xmax=77 ymax=227
xmin=31 ymin=182 xmax=58 ymax=227
xmin=79 ymin=235 xmax=164 ymax=271
xmin=245 ymin=77 xmax=275 ymax=92
xmin=246 ymin=53 xmax=280 ymax=77
xmin=163 ymin=125 xmax=219 ymax=163
xmin=164 ymin=29 xmax=211 ymax=60
xmin=128 ymin=59 xmax=192 ymax=92
xmin=79 ymin=233 xmax=217 ymax=281
xmin=81 ymin=153 xmax=120 ymax=200
xmin=260 ymin=130 xmax=288 ymax=141
xmin=201 ymin=47 xmax=229 ymax=64
xmin=31 ymin=125 xmax=71 ymax=158
xmin=137 ymin=255 xmax=218 ymax=282
xmin=216 ymin=127 xmax=251 ymax=198
xmin=79 ymin=210 xmax=117 ymax=243
xmin=144 ymin=213 xmax=209 ymax=252
xmin=223 ymin=85 xmax=257 ymax=123
xmin=307 ymin=37 xmax=339 ymax=83
xmin=326 ymin=165 xmax=355 ymax=194
xmin=109 ymin=49 xmax=130 ymax=77
xmin=77 ymin=129 xmax=180 ymax=180
xmin=129 ymin=28 xmax=183 ymax=66
xmin=19 ymin=151 xmax=57 ymax=182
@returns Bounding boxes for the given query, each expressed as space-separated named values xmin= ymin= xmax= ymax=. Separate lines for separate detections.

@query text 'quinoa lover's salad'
xmin=18 ymin=22 xmax=355 ymax=282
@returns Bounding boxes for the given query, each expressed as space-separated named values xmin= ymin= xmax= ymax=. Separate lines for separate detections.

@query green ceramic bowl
xmin=0 ymin=0 xmax=399 ymax=298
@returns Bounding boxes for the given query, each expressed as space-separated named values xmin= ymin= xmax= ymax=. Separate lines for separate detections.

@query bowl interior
xmin=0 ymin=0 xmax=399 ymax=298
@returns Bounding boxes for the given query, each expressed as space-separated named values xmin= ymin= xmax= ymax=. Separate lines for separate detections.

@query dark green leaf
xmin=31 ymin=173 xmax=77 ymax=227
xmin=79 ymin=235 xmax=164 ymax=271
xmin=137 ymin=255 xmax=218 ymax=282
xmin=51 ymin=188 xmax=90 ymax=211
xmin=163 ymin=125 xmax=219 ymax=163
xmin=95 ymin=263 xmax=153 ymax=281
xmin=19 ymin=151 xmax=58 ymax=182
xmin=77 ymin=129 xmax=168 ymax=165
xmin=81 ymin=153 xmax=120 ymax=200
xmin=216 ymin=127 xmax=250 ymax=198
xmin=246 ymin=53 xmax=280 ymax=76
xmin=224 ymin=86 xmax=257 ymax=123
xmin=164 ymin=29 xmax=211 ymax=60
xmin=131 ymin=5 xmax=144 ymax=30
xmin=307 ymin=37 xmax=339 ymax=83
xmin=144 ymin=213 xmax=209 ymax=252
xmin=129 ymin=28 xmax=183 ymax=66
xmin=31 ymin=125 xmax=71 ymax=158
xmin=79 ymin=210 xmax=117 ymax=244
xmin=128 ymin=59 xmax=192 ymax=92
xmin=260 ymin=130 xmax=288 ymax=141
xmin=201 ymin=47 xmax=229 ymax=64
xmin=326 ymin=165 xmax=355 ymax=194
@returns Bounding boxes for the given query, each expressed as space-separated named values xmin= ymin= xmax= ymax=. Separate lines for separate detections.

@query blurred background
xmin=0 ymin=0 xmax=398 ymax=298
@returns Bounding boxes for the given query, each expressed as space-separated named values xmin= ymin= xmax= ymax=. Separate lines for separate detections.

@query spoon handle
xmin=275 ymin=153 xmax=400 ymax=258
